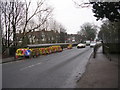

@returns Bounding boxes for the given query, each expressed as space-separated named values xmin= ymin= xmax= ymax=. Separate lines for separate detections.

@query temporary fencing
xmin=15 ymin=43 xmax=76 ymax=59
xmin=67 ymin=44 xmax=72 ymax=49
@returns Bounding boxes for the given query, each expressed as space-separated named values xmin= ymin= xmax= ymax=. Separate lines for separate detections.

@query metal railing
xmin=27 ymin=43 xmax=78 ymax=48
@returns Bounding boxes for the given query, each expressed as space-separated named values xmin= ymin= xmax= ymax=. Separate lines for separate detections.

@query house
xmin=66 ymin=34 xmax=81 ymax=43
xmin=16 ymin=29 xmax=61 ymax=45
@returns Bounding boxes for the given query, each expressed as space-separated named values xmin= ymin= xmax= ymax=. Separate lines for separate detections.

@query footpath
xmin=2 ymin=57 xmax=15 ymax=63
xmin=76 ymin=46 xmax=119 ymax=88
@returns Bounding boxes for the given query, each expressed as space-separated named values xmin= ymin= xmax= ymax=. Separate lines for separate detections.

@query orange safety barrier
xmin=52 ymin=46 xmax=57 ymax=53
xmin=58 ymin=46 xmax=63 ymax=52
xmin=15 ymin=48 xmax=31 ymax=59
xmin=39 ymin=48 xmax=46 ymax=55
xmin=55 ymin=46 xmax=59 ymax=52
xmin=46 ymin=47 xmax=52 ymax=54
xmin=45 ymin=48 xmax=49 ymax=54
xmin=67 ymin=44 xmax=72 ymax=49
xmin=15 ymin=45 xmax=64 ymax=59
xmin=49 ymin=46 xmax=55 ymax=53
xmin=31 ymin=48 xmax=39 ymax=57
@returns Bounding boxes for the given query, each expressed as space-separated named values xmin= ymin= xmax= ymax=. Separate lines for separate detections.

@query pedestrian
xmin=93 ymin=45 xmax=97 ymax=58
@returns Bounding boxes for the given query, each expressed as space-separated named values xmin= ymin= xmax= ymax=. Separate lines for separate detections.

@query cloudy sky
xmin=30 ymin=0 xmax=103 ymax=34
xmin=47 ymin=0 xmax=102 ymax=34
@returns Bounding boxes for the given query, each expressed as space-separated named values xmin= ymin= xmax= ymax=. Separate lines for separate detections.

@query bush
xmin=103 ymin=43 xmax=119 ymax=54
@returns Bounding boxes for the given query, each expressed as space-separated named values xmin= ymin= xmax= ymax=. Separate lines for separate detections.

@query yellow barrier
xmin=16 ymin=45 xmax=63 ymax=59
xmin=15 ymin=48 xmax=32 ymax=58
xmin=49 ymin=46 xmax=56 ymax=53
xmin=39 ymin=48 xmax=46 ymax=55
xmin=46 ymin=47 xmax=52 ymax=54
xmin=67 ymin=44 xmax=72 ymax=49
xmin=31 ymin=48 xmax=39 ymax=57
xmin=58 ymin=46 xmax=63 ymax=52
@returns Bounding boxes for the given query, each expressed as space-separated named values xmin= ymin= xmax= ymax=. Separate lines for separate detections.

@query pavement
xmin=2 ymin=57 xmax=15 ymax=63
xmin=76 ymin=46 xmax=119 ymax=88
xmin=0 ymin=67 xmax=1 ymax=90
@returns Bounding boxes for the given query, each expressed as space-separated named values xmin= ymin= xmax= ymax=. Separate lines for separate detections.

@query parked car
xmin=96 ymin=41 xmax=101 ymax=45
xmin=90 ymin=42 xmax=96 ymax=47
xmin=77 ymin=43 xmax=86 ymax=48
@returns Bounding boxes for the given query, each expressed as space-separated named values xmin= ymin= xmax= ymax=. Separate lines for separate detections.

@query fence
xmin=27 ymin=43 xmax=78 ymax=48
xmin=103 ymin=45 xmax=111 ymax=61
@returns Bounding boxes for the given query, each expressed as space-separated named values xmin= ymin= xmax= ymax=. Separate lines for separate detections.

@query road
xmin=3 ymin=46 xmax=92 ymax=88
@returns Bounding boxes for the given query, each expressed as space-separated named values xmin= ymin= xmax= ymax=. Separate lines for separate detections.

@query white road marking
xmin=20 ymin=62 xmax=41 ymax=71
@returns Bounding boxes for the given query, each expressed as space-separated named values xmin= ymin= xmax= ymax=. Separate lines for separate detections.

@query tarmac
xmin=76 ymin=46 xmax=119 ymax=88
xmin=1 ymin=46 xmax=119 ymax=88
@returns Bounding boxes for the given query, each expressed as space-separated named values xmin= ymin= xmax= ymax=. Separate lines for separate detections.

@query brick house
xmin=66 ymin=34 xmax=81 ymax=43
xmin=16 ymin=29 xmax=61 ymax=45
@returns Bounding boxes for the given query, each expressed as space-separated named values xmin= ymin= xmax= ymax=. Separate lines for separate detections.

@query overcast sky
xmin=29 ymin=0 xmax=103 ymax=34
xmin=47 ymin=0 xmax=103 ymax=34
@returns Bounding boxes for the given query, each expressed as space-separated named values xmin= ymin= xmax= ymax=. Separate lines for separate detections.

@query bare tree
xmin=21 ymin=0 xmax=53 ymax=46
xmin=1 ymin=0 xmax=53 ymax=55
xmin=1 ymin=0 xmax=25 ymax=56
xmin=72 ymin=0 xmax=91 ymax=8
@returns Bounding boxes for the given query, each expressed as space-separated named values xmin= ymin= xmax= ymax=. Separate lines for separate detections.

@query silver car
xmin=77 ymin=43 xmax=86 ymax=48
xmin=90 ymin=42 xmax=96 ymax=47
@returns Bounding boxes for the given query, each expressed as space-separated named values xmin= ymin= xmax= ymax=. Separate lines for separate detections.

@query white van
xmin=86 ymin=40 xmax=90 ymax=46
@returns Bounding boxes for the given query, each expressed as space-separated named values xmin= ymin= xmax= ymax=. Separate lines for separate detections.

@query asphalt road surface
xmin=3 ymin=46 xmax=92 ymax=88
